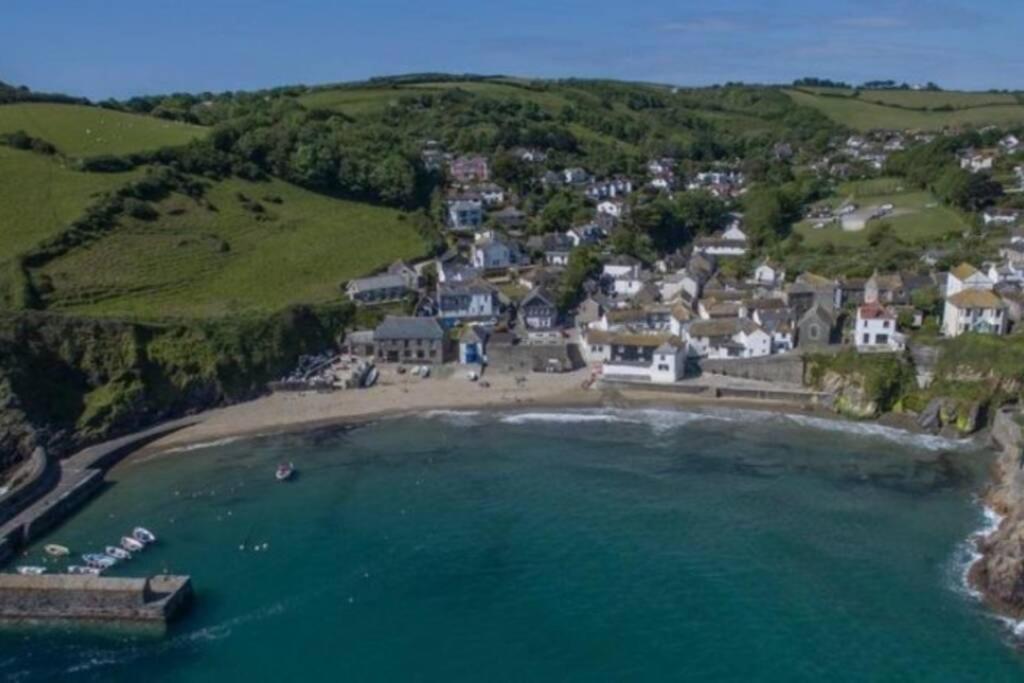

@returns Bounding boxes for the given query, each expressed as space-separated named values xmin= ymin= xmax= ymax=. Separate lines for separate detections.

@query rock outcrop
xmin=971 ymin=407 xmax=1024 ymax=618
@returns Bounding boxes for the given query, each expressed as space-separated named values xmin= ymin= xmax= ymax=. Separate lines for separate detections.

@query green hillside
xmin=32 ymin=175 xmax=429 ymax=318
xmin=0 ymin=103 xmax=204 ymax=156
xmin=299 ymin=79 xmax=577 ymax=116
xmin=793 ymin=177 xmax=970 ymax=247
xmin=0 ymin=146 xmax=141 ymax=262
xmin=786 ymin=88 xmax=1024 ymax=131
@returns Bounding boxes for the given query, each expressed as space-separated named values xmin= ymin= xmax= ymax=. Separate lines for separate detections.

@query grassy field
xmin=299 ymin=80 xmax=577 ymax=116
xmin=34 ymin=176 xmax=430 ymax=318
xmin=0 ymin=103 xmax=204 ymax=156
xmin=0 ymin=146 xmax=142 ymax=262
xmin=794 ymin=178 xmax=969 ymax=247
xmin=786 ymin=89 xmax=1024 ymax=131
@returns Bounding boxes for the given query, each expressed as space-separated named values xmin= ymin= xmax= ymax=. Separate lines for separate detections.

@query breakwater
xmin=0 ymin=573 xmax=192 ymax=623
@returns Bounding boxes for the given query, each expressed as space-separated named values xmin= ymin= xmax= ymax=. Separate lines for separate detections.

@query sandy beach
xmin=143 ymin=367 xmax=828 ymax=455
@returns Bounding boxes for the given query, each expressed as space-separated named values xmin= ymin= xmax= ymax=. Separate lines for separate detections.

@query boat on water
xmin=132 ymin=527 xmax=157 ymax=544
xmin=82 ymin=554 xmax=117 ymax=569
xmin=121 ymin=536 xmax=145 ymax=552
xmin=275 ymin=462 xmax=295 ymax=481
xmin=44 ymin=544 xmax=70 ymax=557
xmin=16 ymin=566 xmax=46 ymax=576
xmin=66 ymin=565 xmax=102 ymax=576
xmin=105 ymin=546 xmax=131 ymax=561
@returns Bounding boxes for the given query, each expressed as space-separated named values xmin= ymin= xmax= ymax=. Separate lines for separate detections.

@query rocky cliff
xmin=0 ymin=305 xmax=353 ymax=473
xmin=971 ymin=407 xmax=1024 ymax=618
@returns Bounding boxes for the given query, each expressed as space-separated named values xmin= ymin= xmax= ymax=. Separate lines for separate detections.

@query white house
xmin=584 ymin=330 xmax=687 ymax=384
xmin=945 ymin=262 xmax=993 ymax=298
xmin=471 ymin=235 xmax=520 ymax=270
xmin=855 ymin=303 xmax=905 ymax=351
xmin=476 ymin=184 xmax=506 ymax=207
xmin=686 ymin=318 xmax=771 ymax=359
xmin=596 ymin=199 xmax=626 ymax=219
xmin=1000 ymin=135 xmax=1021 ymax=153
xmin=660 ymin=270 xmax=701 ymax=302
xmin=960 ymin=151 xmax=995 ymax=173
xmin=943 ymin=289 xmax=1007 ymax=337
xmin=751 ymin=259 xmax=785 ymax=288
xmin=446 ymin=198 xmax=483 ymax=232
xmin=563 ymin=167 xmax=589 ymax=185
xmin=942 ymin=263 xmax=1006 ymax=337
xmin=585 ymin=177 xmax=633 ymax=201
xmin=566 ymin=223 xmax=604 ymax=247
xmin=437 ymin=280 xmax=498 ymax=325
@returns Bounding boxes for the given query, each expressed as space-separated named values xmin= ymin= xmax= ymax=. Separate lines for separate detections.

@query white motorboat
xmin=105 ymin=546 xmax=131 ymax=561
xmin=44 ymin=544 xmax=71 ymax=557
xmin=66 ymin=565 xmax=102 ymax=576
xmin=132 ymin=527 xmax=157 ymax=544
xmin=276 ymin=462 xmax=295 ymax=481
xmin=121 ymin=536 xmax=145 ymax=552
xmin=16 ymin=566 xmax=46 ymax=576
xmin=83 ymin=554 xmax=117 ymax=569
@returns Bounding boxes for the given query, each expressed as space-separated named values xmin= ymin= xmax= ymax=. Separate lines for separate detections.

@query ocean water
xmin=2 ymin=407 xmax=1023 ymax=682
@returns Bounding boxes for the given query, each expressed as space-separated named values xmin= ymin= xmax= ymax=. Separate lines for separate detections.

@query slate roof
xmin=375 ymin=316 xmax=445 ymax=341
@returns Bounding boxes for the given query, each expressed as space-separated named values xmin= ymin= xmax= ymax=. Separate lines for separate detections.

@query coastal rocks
xmin=972 ymin=407 xmax=1024 ymax=619
xmin=917 ymin=397 xmax=985 ymax=436
xmin=815 ymin=370 xmax=878 ymax=418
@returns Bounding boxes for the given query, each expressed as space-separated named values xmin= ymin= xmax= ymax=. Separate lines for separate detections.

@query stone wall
xmin=0 ymin=574 xmax=192 ymax=622
xmin=699 ymin=354 xmax=806 ymax=385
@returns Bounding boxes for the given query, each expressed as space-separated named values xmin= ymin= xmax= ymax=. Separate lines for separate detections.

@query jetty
xmin=0 ymin=573 xmax=192 ymax=624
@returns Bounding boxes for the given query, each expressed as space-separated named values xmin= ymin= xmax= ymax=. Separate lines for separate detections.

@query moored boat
xmin=66 ymin=565 xmax=102 ymax=576
xmin=275 ymin=462 xmax=295 ymax=481
xmin=132 ymin=527 xmax=157 ymax=544
xmin=82 ymin=553 xmax=117 ymax=569
xmin=16 ymin=566 xmax=46 ymax=576
xmin=121 ymin=536 xmax=145 ymax=552
xmin=105 ymin=546 xmax=131 ymax=561
xmin=44 ymin=544 xmax=70 ymax=557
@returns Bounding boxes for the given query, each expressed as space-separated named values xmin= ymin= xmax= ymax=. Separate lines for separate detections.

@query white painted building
xmin=855 ymin=303 xmax=905 ymax=351
xmin=584 ymin=330 xmax=687 ymax=384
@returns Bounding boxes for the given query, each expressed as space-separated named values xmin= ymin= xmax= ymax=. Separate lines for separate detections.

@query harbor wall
xmin=0 ymin=574 xmax=192 ymax=623
xmin=0 ymin=448 xmax=54 ymax=523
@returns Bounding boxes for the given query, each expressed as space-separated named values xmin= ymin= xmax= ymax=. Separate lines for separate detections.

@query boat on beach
xmin=275 ymin=462 xmax=295 ymax=481
xmin=121 ymin=536 xmax=145 ymax=552
xmin=105 ymin=546 xmax=131 ymax=561
xmin=132 ymin=527 xmax=157 ymax=544
xmin=66 ymin=565 xmax=102 ymax=576
xmin=16 ymin=566 xmax=47 ymax=575
xmin=82 ymin=554 xmax=117 ymax=569
xmin=44 ymin=544 xmax=71 ymax=557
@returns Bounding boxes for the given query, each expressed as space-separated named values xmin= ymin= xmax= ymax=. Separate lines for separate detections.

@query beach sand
xmin=144 ymin=367 xmax=825 ymax=455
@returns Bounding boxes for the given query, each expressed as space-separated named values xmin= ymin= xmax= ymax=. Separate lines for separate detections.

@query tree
xmin=742 ymin=188 xmax=787 ymax=244
xmin=934 ymin=167 xmax=1002 ymax=212
xmin=557 ymin=246 xmax=601 ymax=311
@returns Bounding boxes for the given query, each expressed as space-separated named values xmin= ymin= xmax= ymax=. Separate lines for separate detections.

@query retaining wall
xmin=699 ymin=354 xmax=807 ymax=385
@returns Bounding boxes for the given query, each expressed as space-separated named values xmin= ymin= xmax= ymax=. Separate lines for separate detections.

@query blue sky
xmin=3 ymin=0 xmax=1022 ymax=99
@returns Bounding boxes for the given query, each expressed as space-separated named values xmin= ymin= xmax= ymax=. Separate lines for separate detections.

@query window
xmin=657 ymin=364 xmax=669 ymax=371
xmin=862 ymin=333 xmax=870 ymax=344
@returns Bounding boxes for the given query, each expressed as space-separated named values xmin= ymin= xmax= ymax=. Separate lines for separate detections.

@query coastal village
xmin=336 ymin=130 xmax=1024 ymax=394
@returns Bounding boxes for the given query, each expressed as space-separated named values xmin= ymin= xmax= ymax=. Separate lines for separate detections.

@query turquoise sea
xmin=2 ymin=407 xmax=1023 ymax=682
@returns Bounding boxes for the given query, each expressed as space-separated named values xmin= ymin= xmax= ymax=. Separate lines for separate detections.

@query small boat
xmin=105 ymin=546 xmax=131 ymax=561
xmin=44 ymin=544 xmax=71 ymax=557
xmin=362 ymin=366 xmax=379 ymax=388
xmin=121 ymin=536 xmax=145 ymax=552
xmin=82 ymin=554 xmax=117 ymax=569
xmin=132 ymin=527 xmax=157 ymax=544
xmin=66 ymin=565 xmax=102 ymax=576
xmin=16 ymin=566 xmax=46 ymax=576
xmin=419 ymin=366 xmax=430 ymax=378
xmin=275 ymin=462 xmax=295 ymax=481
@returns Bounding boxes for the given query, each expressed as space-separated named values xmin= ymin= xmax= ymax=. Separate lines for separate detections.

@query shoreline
xmin=135 ymin=369 xmax=845 ymax=459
